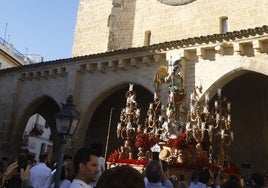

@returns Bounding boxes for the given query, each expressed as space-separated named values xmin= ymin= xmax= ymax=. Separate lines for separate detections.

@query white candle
xmin=190 ymin=93 xmax=193 ymax=100
xmin=215 ymin=101 xmax=218 ymax=109
xmin=217 ymin=88 xmax=222 ymax=97
xmin=136 ymin=109 xmax=140 ymax=116
xmin=129 ymin=83 xmax=134 ymax=91
xmin=227 ymin=115 xmax=231 ymax=122
xmin=201 ymin=122 xmax=206 ymax=130
xmin=117 ymin=122 xmax=121 ymax=129
xmin=186 ymin=122 xmax=190 ymax=130
xmin=149 ymin=103 xmax=153 ymax=109
xmin=216 ymin=114 xmax=220 ymax=121
xmin=231 ymin=131 xmax=234 ymax=140
xmin=209 ymin=125 xmax=213 ymax=131
xmin=221 ymin=130 xmax=224 ymax=138
xmin=227 ymin=102 xmax=231 ymax=111
xmin=205 ymin=93 xmax=209 ymax=101
xmin=203 ymin=106 xmax=208 ymax=113
xmin=154 ymin=92 xmax=157 ymax=100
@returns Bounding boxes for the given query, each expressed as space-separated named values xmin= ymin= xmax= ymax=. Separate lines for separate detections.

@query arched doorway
xmin=10 ymin=96 xmax=60 ymax=163
xmin=221 ymin=72 xmax=268 ymax=175
xmin=85 ymin=83 xmax=153 ymax=159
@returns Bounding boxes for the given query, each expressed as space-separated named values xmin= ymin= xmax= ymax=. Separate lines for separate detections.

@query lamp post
xmin=54 ymin=95 xmax=80 ymax=188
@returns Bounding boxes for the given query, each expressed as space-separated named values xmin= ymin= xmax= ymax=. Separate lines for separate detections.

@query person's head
xmin=199 ymin=167 xmax=211 ymax=184
xmin=173 ymin=59 xmax=182 ymax=73
xmin=251 ymin=172 xmax=264 ymax=187
xmin=96 ymin=165 xmax=145 ymax=188
xmin=191 ymin=170 xmax=199 ymax=183
xmin=222 ymin=179 xmax=242 ymax=188
xmin=73 ymin=147 xmax=99 ymax=184
xmin=2 ymin=157 xmax=9 ymax=165
xmin=145 ymin=160 xmax=163 ymax=183
xmin=89 ymin=142 xmax=104 ymax=157
xmin=63 ymin=154 xmax=72 ymax=167
xmin=39 ymin=152 xmax=51 ymax=164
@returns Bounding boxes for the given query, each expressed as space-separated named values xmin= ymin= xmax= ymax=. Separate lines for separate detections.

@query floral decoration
xmin=168 ymin=131 xmax=196 ymax=149
xmin=134 ymin=131 xmax=159 ymax=150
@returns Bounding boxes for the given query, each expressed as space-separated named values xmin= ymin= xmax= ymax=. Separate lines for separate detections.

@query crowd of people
xmin=1 ymin=144 xmax=268 ymax=188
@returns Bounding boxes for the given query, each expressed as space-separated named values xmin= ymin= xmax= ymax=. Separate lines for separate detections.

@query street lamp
xmin=54 ymin=95 xmax=80 ymax=188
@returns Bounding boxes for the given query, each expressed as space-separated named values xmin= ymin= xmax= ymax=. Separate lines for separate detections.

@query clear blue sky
xmin=0 ymin=0 xmax=79 ymax=61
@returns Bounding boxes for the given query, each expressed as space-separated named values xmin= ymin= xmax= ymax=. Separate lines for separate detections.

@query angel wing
xmin=154 ymin=65 xmax=168 ymax=85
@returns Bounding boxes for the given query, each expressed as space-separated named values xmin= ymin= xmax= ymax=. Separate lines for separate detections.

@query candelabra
xmin=186 ymin=86 xmax=234 ymax=165
xmin=116 ymin=83 xmax=141 ymax=159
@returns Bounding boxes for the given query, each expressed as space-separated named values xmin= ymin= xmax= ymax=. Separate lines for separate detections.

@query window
xmin=144 ymin=30 xmax=151 ymax=46
xmin=220 ymin=17 xmax=229 ymax=34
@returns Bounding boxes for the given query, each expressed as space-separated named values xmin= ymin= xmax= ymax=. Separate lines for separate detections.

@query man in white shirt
xmin=30 ymin=152 xmax=52 ymax=188
xmin=69 ymin=147 xmax=99 ymax=188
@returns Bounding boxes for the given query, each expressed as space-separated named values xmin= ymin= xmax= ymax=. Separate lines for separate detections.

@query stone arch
xmin=203 ymin=65 xmax=268 ymax=100
xmin=9 ymin=95 xmax=60 ymax=159
xmin=81 ymin=82 xmax=153 ymax=158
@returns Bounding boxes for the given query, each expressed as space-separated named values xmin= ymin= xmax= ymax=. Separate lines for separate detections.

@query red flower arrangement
xmin=106 ymin=149 xmax=148 ymax=166
xmin=168 ymin=131 xmax=196 ymax=149
xmin=134 ymin=131 xmax=159 ymax=150
xmin=107 ymin=149 xmax=120 ymax=163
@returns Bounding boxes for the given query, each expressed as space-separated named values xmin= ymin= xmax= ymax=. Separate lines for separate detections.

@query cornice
xmin=0 ymin=25 xmax=267 ymax=74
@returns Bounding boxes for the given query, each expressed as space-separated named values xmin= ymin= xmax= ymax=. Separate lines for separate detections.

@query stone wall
xmin=72 ymin=0 xmax=112 ymax=57
xmin=72 ymin=0 xmax=268 ymax=56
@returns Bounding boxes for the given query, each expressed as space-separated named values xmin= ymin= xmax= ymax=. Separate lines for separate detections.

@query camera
xmin=17 ymin=149 xmax=29 ymax=171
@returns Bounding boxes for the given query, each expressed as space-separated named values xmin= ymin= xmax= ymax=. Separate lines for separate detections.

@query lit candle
xmin=149 ymin=103 xmax=153 ymax=109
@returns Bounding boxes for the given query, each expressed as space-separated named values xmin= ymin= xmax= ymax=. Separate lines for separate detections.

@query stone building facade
xmin=0 ymin=0 xmax=267 ymax=174
xmin=72 ymin=0 xmax=268 ymax=56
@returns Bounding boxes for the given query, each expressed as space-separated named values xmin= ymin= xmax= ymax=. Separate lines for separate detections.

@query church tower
xmin=72 ymin=0 xmax=136 ymax=57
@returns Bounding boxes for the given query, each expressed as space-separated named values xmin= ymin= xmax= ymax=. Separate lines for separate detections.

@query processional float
xmin=107 ymin=58 xmax=239 ymax=176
